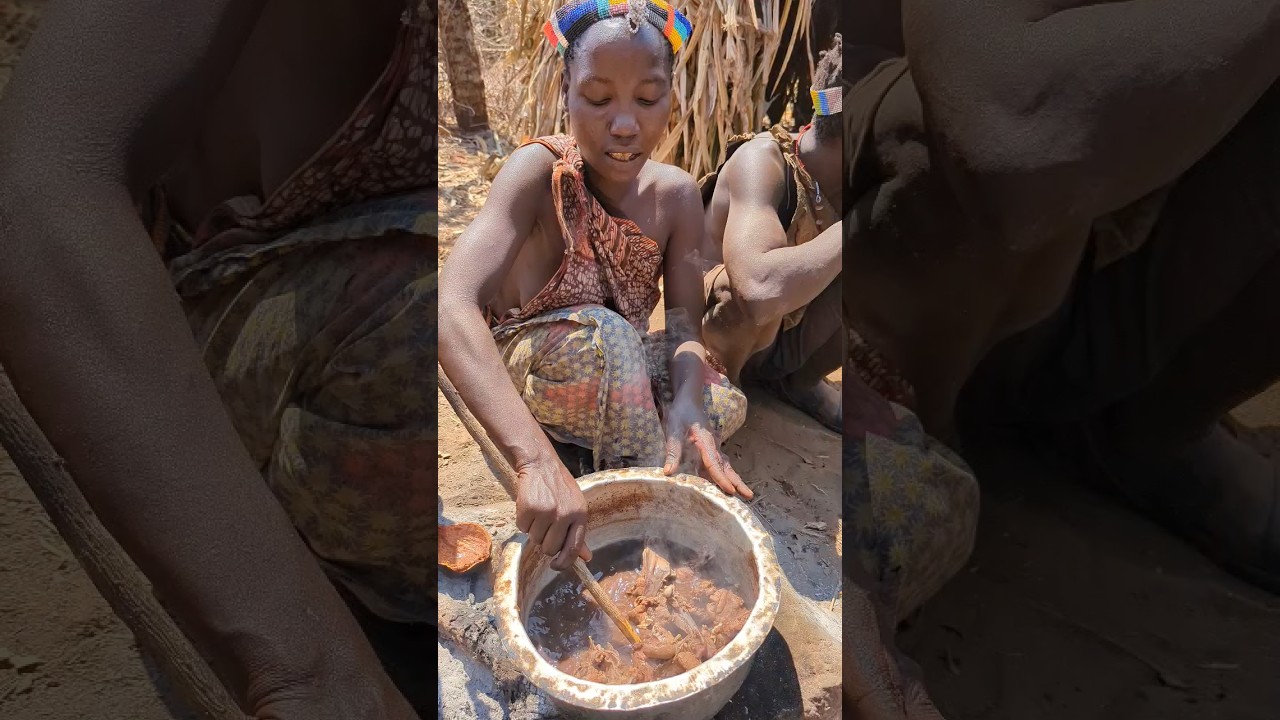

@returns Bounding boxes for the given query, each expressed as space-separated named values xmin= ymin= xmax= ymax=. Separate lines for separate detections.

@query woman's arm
xmin=438 ymin=144 xmax=591 ymax=571
xmin=662 ymin=175 xmax=751 ymax=497
xmin=0 ymin=1 xmax=412 ymax=716
xmin=721 ymin=141 xmax=843 ymax=327
xmin=903 ymin=0 xmax=1280 ymax=249
xmin=664 ymin=176 xmax=712 ymax=407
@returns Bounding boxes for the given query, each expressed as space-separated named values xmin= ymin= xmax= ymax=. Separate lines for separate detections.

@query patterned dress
xmin=142 ymin=1 xmax=439 ymax=623
xmin=489 ymin=136 xmax=748 ymax=471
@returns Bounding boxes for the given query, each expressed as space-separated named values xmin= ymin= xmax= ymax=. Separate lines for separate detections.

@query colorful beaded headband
xmin=543 ymin=0 xmax=693 ymax=56
xmin=811 ymin=86 xmax=842 ymax=116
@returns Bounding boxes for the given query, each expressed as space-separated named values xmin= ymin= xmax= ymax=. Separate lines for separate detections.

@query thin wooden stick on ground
xmin=0 ymin=366 xmax=248 ymax=720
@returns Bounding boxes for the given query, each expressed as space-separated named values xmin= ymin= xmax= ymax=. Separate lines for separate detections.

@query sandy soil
xmin=907 ymin=402 xmax=1280 ymax=720
xmin=0 ymin=450 xmax=194 ymax=720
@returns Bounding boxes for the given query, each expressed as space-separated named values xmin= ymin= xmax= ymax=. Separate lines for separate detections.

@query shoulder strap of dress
xmin=521 ymin=135 xmax=577 ymax=163
xmin=766 ymin=125 xmax=804 ymax=229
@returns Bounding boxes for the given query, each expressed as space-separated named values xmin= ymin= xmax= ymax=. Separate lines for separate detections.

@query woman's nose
xmin=610 ymin=113 xmax=639 ymax=138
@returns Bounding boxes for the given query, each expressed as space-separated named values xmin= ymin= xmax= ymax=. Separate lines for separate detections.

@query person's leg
xmin=1093 ymin=84 xmax=1280 ymax=451
xmin=642 ymin=330 xmax=749 ymax=446
xmin=844 ymin=363 xmax=979 ymax=624
xmin=965 ymin=79 xmax=1280 ymax=590
xmin=185 ymin=229 xmax=439 ymax=624
xmin=1087 ymin=246 xmax=1280 ymax=590
xmin=495 ymin=305 xmax=666 ymax=470
xmin=744 ymin=278 xmax=844 ymax=431
xmin=702 ymin=264 xmax=779 ymax=384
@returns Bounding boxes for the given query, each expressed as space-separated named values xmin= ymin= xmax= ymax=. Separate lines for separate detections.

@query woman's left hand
xmin=662 ymin=397 xmax=752 ymax=499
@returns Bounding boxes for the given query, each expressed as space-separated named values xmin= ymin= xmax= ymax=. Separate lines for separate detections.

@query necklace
xmin=794 ymin=124 xmax=826 ymax=219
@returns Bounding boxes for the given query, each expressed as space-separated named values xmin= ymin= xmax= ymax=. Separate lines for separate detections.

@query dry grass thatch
xmin=503 ymin=0 xmax=816 ymax=179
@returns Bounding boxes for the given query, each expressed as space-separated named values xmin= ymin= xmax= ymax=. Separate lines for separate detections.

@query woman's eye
xmin=586 ymin=97 xmax=610 ymax=107
xmin=638 ymin=97 xmax=661 ymax=107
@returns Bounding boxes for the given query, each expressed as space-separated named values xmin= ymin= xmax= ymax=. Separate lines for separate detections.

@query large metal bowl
xmin=493 ymin=467 xmax=782 ymax=720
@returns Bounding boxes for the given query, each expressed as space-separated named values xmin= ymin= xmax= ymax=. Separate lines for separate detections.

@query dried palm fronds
xmin=503 ymin=0 xmax=815 ymax=180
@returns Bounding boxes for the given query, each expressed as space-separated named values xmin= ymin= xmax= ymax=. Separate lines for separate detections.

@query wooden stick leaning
xmin=437 ymin=365 xmax=642 ymax=645
xmin=570 ymin=561 xmax=642 ymax=644
xmin=0 ymin=366 xmax=248 ymax=720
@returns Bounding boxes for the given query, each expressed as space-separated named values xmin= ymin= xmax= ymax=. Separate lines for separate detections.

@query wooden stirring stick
xmin=571 ymin=560 xmax=642 ymax=644
xmin=439 ymin=366 xmax=643 ymax=646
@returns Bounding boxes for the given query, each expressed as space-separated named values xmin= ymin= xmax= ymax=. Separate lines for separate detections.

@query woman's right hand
xmin=515 ymin=457 xmax=592 ymax=570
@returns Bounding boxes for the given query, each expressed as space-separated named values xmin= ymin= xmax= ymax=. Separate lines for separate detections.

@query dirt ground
xmin=905 ymin=394 xmax=1280 ymax=720
xmin=3 ymin=3 xmax=1280 ymax=720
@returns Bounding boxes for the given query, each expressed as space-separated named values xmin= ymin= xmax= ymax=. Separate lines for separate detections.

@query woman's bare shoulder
xmin=495 ymin=142 xmax=558 ymax=184
xmin=647 ymin=159 xmax=701 ymax=205
xmin=477 ymin=142 xmax=562 ymax=223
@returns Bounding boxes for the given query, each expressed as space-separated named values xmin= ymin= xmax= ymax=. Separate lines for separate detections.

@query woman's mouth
xmin=607 ymin=152 xmax=641 ymax=162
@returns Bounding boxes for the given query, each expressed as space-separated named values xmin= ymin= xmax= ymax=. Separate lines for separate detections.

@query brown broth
xmin=526 ymin=539 xmax=751 ymax=685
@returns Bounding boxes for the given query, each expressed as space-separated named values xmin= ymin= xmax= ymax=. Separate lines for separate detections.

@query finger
xmin=554 ymin=521 xmax=588 ymax=570
xmin=690 ymin=429 xmax=735 ymax=495
xmin=703 ymin=436 xmax=750 ymax=499
xmin=516 ymin=502 xmax=534 ymax=533
xmin=663 ymin=431 xmax=682 ymax=476
xmin=541 ymin=515 xmax=573 ymax=559
xmin=570 ymin=521 xmax=593 ymax=562
xmin=722 ymin=458 xmax=753 ymax=500
xmin=526 ymin=515 xmax=551 ymax=553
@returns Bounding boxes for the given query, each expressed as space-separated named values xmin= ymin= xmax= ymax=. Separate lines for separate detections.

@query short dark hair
xmin=812 ymin=34 xmax=841 ymax=141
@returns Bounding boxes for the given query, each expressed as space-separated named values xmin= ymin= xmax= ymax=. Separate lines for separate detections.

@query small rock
xmin=0 ymin=646 xmax=12 ymax=669
xmin=11 ymin=675 xmax=33 ymax=696
xmin=13 ymin=655 xmax=42 ymax=673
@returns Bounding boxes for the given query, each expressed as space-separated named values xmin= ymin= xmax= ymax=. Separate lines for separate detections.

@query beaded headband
xmin=543 ymin=0 xmax=693 ymax=57
xmin=811 ymin=86 xmax=842 ymax=116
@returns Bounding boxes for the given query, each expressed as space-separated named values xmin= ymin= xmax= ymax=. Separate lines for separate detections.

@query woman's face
xmin=563 ymin=20 xmax=672 ymax=185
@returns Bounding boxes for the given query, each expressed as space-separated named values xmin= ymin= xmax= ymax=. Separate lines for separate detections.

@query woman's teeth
xmin=608 ymin=152 xmax=640 ymax=162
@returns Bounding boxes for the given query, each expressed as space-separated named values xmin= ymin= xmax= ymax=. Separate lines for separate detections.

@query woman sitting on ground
xmin=440 ymin=0 xmax=751 ymax=572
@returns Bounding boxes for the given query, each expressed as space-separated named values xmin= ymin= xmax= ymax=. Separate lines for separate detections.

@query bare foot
xmin=842 ymin=574 xmax=946 ymax=719
xmin=772 ymin=377 xmax=843 ymax=433
xmin=1088 ymin=419 xmax=1280 ymax=594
